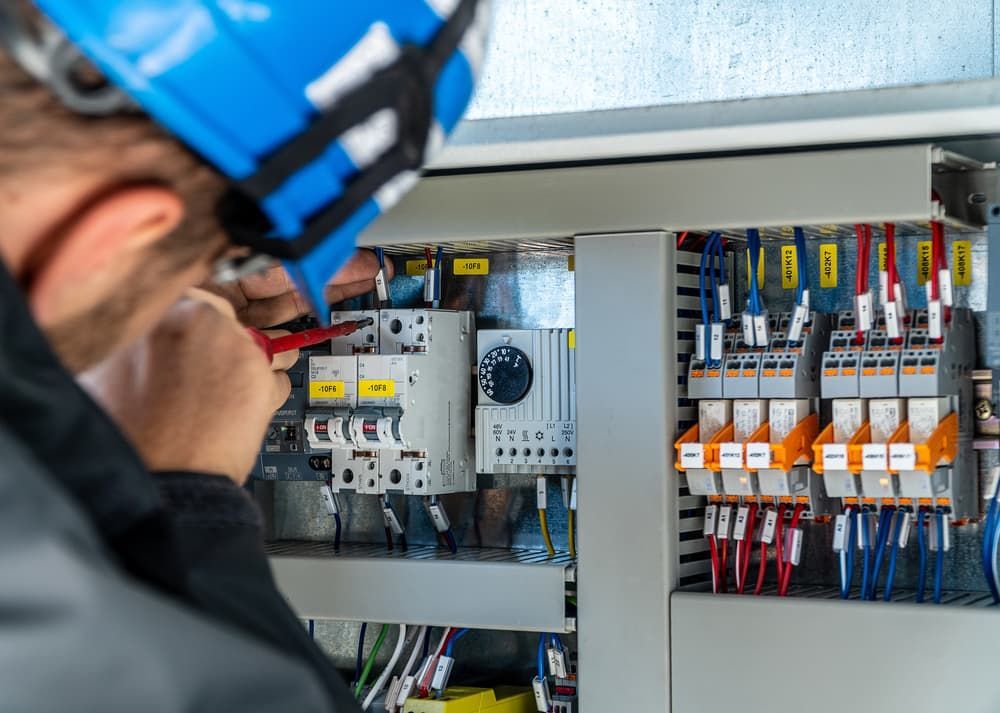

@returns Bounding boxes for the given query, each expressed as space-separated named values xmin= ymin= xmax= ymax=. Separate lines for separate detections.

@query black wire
xmin=384 ymin=527 xmax=394 ymax=552
xmin=333 ymin=512 xmax=342 ymax=552
xmin=398 ymin=532 xmax=409 ymax=552
xmin=444 ymin=529 xmax=458 ymax=554
xmin=354 ymin=623 xmax=367 ymax=685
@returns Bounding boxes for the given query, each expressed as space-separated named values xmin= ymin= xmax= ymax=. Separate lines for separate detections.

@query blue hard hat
xmin=5 ymin=1 xmax=489 ymax=321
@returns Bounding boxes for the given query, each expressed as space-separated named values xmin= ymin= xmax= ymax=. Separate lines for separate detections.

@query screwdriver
xmin=247 ymin=317 xmax=375 ymax=363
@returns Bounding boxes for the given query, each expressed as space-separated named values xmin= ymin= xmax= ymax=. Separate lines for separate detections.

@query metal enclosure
xmin=268 ymin=75 xmax=1000 ymax=708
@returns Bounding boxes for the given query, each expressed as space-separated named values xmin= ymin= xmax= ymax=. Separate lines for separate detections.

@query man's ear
xmin=25 ymin=185 xmax=184 ymax=326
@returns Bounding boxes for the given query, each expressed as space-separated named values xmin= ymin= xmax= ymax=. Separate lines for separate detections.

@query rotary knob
xmin=479 ymin=345 xmax=532 ymax=404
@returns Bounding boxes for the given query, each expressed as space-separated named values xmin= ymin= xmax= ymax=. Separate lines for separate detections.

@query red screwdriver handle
xmin=247 ymin=319 xmax=372 ymax=363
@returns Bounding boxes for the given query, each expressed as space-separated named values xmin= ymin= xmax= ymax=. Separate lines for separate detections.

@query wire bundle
xmin=734 ymin=503 xmax=758 ymax=594
xmin=883 ymin=509 xmax=906 ymax=602
xmin=742 ymin=229 xmax=768 ymax=348
xmin=915 ymin=508 xmax=928 ymax=603
xmin=881 ymin=223 xmax=907 ymax=342
xmin=697 ymin=232 xmax=726 ymax=365
xmin=786 ymin=227 xmax=811 ymax=344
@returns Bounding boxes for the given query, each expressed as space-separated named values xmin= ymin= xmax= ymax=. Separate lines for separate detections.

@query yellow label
xmin=819 ymin=244 xmax=838 ymax=288
xmin=916 ymin=241 xmax=933 ymax=285
xmin=453 ymin=257 xmax=489 ymax=275
xmin=745 ymin=247 xmax=765 ymax=290
xmin=568 ymin=329 xmax=576 ymax=349
xmin=405 ymin=259 xmax=430 ymax=276
xmin=359 ymin=380 xmax=395 ymax=398
xmin=309 ymin=381 xmax=344 ymax=399
xmin=567 ymin=255 xmax=575 ymax=272
xmin=780 ymin=245 xmax=799 ymax=289
xmin=878 ymin=242 xmax=887 ymax=272
xmin=953 ymin=240 xmax=972 ymax=286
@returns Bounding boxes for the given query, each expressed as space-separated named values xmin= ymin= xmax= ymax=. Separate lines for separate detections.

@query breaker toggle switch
xmin=304 ymin=414 xmax=348 ymax=450
xmin=351 ymin=415 xmax=399 ymax=448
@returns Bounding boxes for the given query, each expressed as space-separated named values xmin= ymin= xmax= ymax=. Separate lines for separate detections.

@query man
xmin=0 ymin=1 xmax=487 ymax=710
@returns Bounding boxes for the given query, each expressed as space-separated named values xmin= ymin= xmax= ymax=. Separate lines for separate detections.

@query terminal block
xmin=821 ymin=352 xmax=861 ymax=398
xmin=688 ymin=358 xmax=724 ymax=398
xmin=475 ymin=328 xmax=577 ymax=474
xmin=722 ymin=352 xmax=761 ymax=398
xmin=898 ymin=308 xmax=975 ymax=398
xmin=859 ymin=350 xmax=900 ymax=398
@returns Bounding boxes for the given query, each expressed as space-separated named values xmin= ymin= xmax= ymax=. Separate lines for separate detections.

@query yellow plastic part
xmin=673 ymin=422 xmax=733 ymax=473
xmin=402 ymin=686 xmax=536 ymax=713
xmin=811 ymin=421 xmax=870 ymax=474
xmin=767 ymin=413 xmax=819 ymax=473
xmin=894 ymin=412 xmax=959 ymax=473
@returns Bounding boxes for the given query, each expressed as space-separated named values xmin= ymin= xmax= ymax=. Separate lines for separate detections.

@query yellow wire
xmin=538 ymin=508 xmax=556 ymax=557
xmin=568 ymin=507 xmax=576 ymax=559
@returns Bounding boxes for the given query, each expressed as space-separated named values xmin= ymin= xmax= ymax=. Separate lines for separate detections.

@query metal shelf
xmin=671 ymin=590 xmax=1000 ymax=712
xmin=268 ymin=542 xmax=575 ymax=633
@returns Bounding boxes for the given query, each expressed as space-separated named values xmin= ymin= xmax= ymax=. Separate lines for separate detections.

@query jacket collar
xmin=0 ymin=261 xmax=159 ymax=538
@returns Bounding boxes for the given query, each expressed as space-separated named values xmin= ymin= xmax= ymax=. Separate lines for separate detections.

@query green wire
xmin=354 ymin=624 xmax=389 ymax=699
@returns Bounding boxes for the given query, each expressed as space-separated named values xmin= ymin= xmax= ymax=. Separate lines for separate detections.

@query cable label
xmin=953 ymin=240 xmax=972 ymax=286
xmin=898 ymin=513 xmax=912 ymax=549
xmin=546 ymin=648 xmax=567 ymax=678
xmin=861 ymin=443 xmax=888 ymax=471
xmin=917 ymin=241 xmax=933 ymax=285
xmin=382 ymin=506 xmax=404 ymax=535
xmin=822 ymin=443 xmax=848 ymax=472
xmin=431 ymin=656 xmax=454 ymax=691
xmin=374 ymin=269 xmax=389 ymax=302
xmin=405 ymin=259 xmax=431 ymax=276
xmin=454 ymin=258 xmax=489 ymax=275
xmin=320 ymin=484 xmax=340 ymax=516
xmin=733 ymin=505 xmax=750 ymax=541
xmin=718 ymin=283 xmax=732 ymax=320
xmin=358 ymin=380 xmax=395 ymax=397
xmin=819 ymin=244 xmax=838 ymax=288
xmin=939 ymin=269 xmax=954 ymax=307
xmin=536 ymin=475 xmax=547 ymax=509
xmin=785 ymin=528 xmax=803 ymax=566
xmin=745 ymin=442 xmax=772 ymax=470
xmin=680 ymin=443 xmax=706 ymax=470
xmin=309 ymin=381 xmax=345 ymax=399
xmin=717 ymin=505 xmax=733 ymax=540
xmin=718 ymin=442 xmax=744 ymax=470
xmin=703 ymin=504 xmax=718 ymax=536
xmin=761 ymin=510 xmax=777 ymax=544
xmin=927 ymin=299 xmax=943 ymax=340
xmin=781 ymin=245 xmax=798 ymax=289
xmin=832 ymin=514 xmax=848 ymax=552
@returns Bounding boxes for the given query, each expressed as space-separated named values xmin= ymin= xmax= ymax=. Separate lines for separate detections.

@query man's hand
xmin=79 ymin=289 xmax=298 ymax=485
xmin=209 ymin=250 xmax=388 ymax=328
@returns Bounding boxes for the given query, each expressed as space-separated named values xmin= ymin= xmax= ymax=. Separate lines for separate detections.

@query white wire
xmin=417 ymin=627 xmax=452 ymax=695
xmin=387 ymin=626 xmax=427 ymax=713
xmin=361 ymin=624 xmax=408 ymax=711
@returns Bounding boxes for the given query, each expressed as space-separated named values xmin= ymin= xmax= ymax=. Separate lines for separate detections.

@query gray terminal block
xmin=828 ymin=329 xmax=866 ymax=352
xmin=758 ymin=352 xmax=818 ymax=398
xmin=821 ymin=351 xmax=861 ymax=398
xmin=859 ymin=350 xmax=900 ymax=398
xmin=688 ymin=358 xmax=724 ymax=399
xmin=722 ymin=353 xmax=761 ymax=398
xmin=898 ymin=308 xmax=975 ymax=397
xmin=756 ymin=466 xmax=832 ymax=517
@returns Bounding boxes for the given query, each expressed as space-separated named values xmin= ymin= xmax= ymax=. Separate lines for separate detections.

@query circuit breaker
xmin=299 ymin=308 xmax=476 ymax=496
xmin=475 ymin=329 xmax=577 ymax=474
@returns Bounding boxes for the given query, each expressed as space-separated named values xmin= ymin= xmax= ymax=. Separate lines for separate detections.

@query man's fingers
xmin=185 ymin=287 xmax=238 ymax=320
xmin=238 ymin=251 xmax=381 ymax=302
xmin=270 ymin=371 xmax=292 ymax=410
xmin=238 ymin=278 xmax=379 ymax=327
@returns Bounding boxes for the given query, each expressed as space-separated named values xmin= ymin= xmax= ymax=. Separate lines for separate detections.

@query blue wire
xmin=550 ymin=633 xmax=562 ymax=651
xmin=916 ymin=509 xmax=928 ymax=603
xmin=355 ymin=623 xmax=368 ymax=684
xmin=860 ymin=508 xmax=871 ymax=601
xmin=707 ymin=233 xmax=721 ymax=323
xmin=308 ymin=619 xmax=315 ymax=640
xmin=536 ymin=633 xmax=547 ymax=681
xmin=746 ymin=229 xmax=762 ymax=315
xmin=934 ymin=510 xmax=945 ymax=604
xmin=445 ymin=628 xmax=470 ymax=658
xmin=698 ymin=235 xmax=713 ymax=360
xmin=883 ymin=511 xmax=905 ymax=602
xmin=714 ymin=233 xmax=727 ymax=284
xmin=869 ymin=508 xmax=893 ymax=600
xmin=841 ymin=509 xmax=857 ymax=599
xmin=444 ymin=529 xmax=458 ymax=554
xmin=434 ymin=246 xmax=444 ymax=301
xmin=375 ymin=247 xmax=385 ymax=270
xmin=983 ymin=496 xmax=1000 ymax=603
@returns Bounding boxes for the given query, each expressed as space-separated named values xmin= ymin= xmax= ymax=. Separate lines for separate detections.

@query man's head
xmin=0 ymin=34 xmax=229 ymax=372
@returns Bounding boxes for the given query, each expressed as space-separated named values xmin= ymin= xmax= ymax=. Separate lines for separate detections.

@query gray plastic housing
xmin=859 ymin=350 xmax=901 ymax=398
xmin=721 ymin=353 xmax=762 ymax=399
xmin=820 ymin=351 xmax=861 ymax=398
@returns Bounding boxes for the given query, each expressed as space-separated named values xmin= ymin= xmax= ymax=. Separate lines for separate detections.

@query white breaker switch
xmin=476 ymin=329 xmax=577 ymax=475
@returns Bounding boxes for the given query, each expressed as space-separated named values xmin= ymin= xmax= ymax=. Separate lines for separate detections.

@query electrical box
xmin=475 ymin=329 xmax=577 ymax=474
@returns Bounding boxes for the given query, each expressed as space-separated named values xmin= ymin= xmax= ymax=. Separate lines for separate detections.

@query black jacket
xmin=0 ymin=263 xmax=358 ymax=712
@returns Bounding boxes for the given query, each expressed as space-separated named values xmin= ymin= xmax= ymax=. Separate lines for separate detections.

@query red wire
xmin=737 ymin=504 xmax=758 ymax=594
xmin=676 ymin=231 xmax=689 ymax=249
xmin=424 ymin=246 xmax=434 ymax=266
xmin=774 ymin=504 xmax=787 ymax=586
xmin=885 ymin=223 xmax=897 ymax=293
xmin=719 ymin=537 xmax=729 ymax=594
xmin=928 ymin=224 xmax=941 ymax=301
xmin=707 ymin=534 xmax=721 ymax=594
xmin=854 ymin=225 xmax=872 ymax=345
xmin=778 ymin=504 xmax=807 ymax=596
xmin=754 ymin=539 xmax=768 ymax=595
